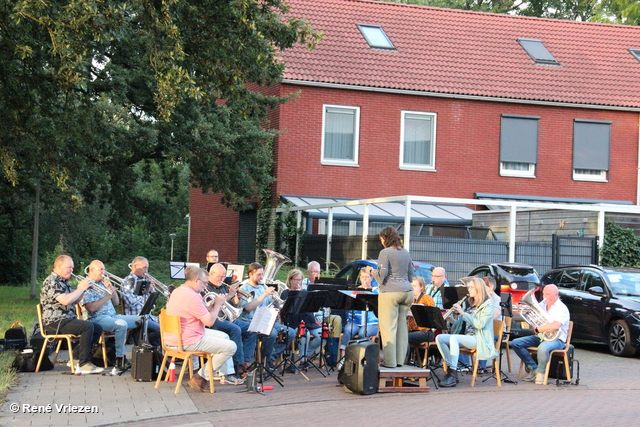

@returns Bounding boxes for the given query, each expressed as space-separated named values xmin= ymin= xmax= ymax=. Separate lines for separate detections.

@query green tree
xmin=384 ymin=0 xmax=601 ymax=20
xmin=0 ymin=0 xmax=319 ymax=283
xmin=597 ymin=0 xmax=640 ymax=24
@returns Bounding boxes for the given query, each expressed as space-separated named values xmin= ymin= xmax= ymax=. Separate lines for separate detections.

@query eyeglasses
xmin=291 ymin=277 xmax=303 ymax=281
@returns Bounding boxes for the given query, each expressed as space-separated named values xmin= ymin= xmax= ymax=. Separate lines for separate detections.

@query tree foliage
xmin=392 ymin=0 xmax=640 ymax=24
xmin=0 ymin=0 xmax=319 ymax=283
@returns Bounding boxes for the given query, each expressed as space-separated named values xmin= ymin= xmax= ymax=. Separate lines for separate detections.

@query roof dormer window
xmin=357 ymin=24 xmax=395 ymax=50
xmin=630 ymin=49 xmax=640 ymax=62
xmin=517 ymin=38 xmax=559 ymax=66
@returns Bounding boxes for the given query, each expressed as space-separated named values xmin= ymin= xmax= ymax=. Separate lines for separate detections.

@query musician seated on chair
xmin=166 ymin=266 xmax=237 ymax=392
xmin=120 ymin=256 xmax=161 ymax=346
xmin=407 ymin=276 xmax=435 ymax=348
xmin=303 ymin=259 xmax=343 ymax=367
xmin=511 ymin=284 xmax=570 ymax=385
xmin=80 ymin=260 xmax=140 ymax=372
xmin=281 ymin=269 xmax=322 ymax=365
xmin=40 ymin=255 xmax=104 ymax=374
xmin=425 ymin=267 xmax=448 ymax=308
xmin=204 ymin=249 xmax=219 ymax=272
xmin=435 ymin=277 xmax=497 ymax=387
xmin=340 ymin=268 xmax=380 ymax=361
xmin=238 ymin=262 xmax=295 ymax=371
xmin=206 ymin=263 xmax=255 ymax=382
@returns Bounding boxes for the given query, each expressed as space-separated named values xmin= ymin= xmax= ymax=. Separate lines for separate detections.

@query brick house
xmin=189 ymin=0 xmax=640 ymax=264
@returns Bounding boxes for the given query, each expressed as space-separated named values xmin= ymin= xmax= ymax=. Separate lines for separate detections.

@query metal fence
xmin=301 ymin=234 xmax=598 ymax=280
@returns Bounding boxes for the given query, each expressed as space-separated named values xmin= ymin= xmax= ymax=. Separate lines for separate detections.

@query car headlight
xmin=510 ymin=282 xmax=518 ymax=290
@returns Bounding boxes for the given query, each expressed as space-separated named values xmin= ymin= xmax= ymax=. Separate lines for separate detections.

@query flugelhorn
xmin=71 ymin=273 xmax=114 ymax=296
xmin=202 ymin=292 xmax=244 ymax=322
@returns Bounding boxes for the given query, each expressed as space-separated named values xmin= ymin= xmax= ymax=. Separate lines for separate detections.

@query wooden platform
xmin=378 ymin=365 xmax=431 ymax=393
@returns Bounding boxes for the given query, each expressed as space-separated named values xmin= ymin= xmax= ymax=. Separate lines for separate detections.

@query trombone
xmin=71 ymin=273 xmax=114 ymax=296
xmin=144 ymin=273 xmax=172 ymax=297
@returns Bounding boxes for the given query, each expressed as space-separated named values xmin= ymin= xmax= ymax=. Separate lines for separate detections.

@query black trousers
xmin=45 ymin=318 xmax=103 ymax=366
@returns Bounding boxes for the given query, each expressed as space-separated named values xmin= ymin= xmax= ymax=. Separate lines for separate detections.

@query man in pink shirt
xmin=166 ymin=266 xmax=236 ymax=391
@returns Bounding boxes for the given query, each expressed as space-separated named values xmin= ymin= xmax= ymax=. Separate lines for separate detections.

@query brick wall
xmin=190 ymin=83 xmax=640 ymax=262
xmin=275 ymin=84 xmax=639 ymax=202
xmin=188 ymin=187 xmax=240 ymax=264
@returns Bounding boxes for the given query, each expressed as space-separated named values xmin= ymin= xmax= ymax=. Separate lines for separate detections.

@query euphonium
xmin=518 ymin=289 xmax=561 ymax=341
xmin=71 ymin=273 xmax=114 ymax=296
xmin=262 ymin=249 xmax=290 ymax=309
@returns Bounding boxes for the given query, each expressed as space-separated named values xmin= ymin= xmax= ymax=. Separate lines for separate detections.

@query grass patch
xmin=0 ymin=286 xmax=38 ymax=333
xmin=0 ymin=351 xmax=19 ymax=404
xmin=0 ymin=286 xmax=38 ymax=405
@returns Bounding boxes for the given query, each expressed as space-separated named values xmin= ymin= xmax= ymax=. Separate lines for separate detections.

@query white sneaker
xmin=79 ymin=363 xmax=105 ymax=374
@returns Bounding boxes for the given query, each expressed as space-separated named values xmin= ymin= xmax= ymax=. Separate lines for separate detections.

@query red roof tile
xmin=281 ymin=0 xmax=640 ymax=108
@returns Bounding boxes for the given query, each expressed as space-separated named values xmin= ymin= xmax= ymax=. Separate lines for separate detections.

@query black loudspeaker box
xmin=340 ymin=340 xmax=379 ymax=395
xmin=131 ymin=346 xmax=157 ymax=381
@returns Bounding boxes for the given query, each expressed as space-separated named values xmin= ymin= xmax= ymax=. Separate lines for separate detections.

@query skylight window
xmin=357 ymin=24 xmax=395 ymax=50
xmin=517 ymin=38 xmax=559 ymax=66
xmin=630 ymin=49 xmax=640 ymax=63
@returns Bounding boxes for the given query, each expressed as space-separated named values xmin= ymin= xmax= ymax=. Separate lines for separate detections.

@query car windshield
xmin=606 ymin=272 xmax=640 ymax=297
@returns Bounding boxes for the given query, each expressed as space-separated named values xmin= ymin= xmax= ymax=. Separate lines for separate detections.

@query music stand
xmin=281 ymin=290 xmax=328 ymax=377
xmin=410 ymin=305 xmax=447 ymax=388
xmin=483 ymin=292 xmax=517 ymax=385
xmin=338 ymin=290 xmax=378 ymax=341
xmin=246 ymin=306 xmax=284 ymax=388
xmin=442 ymin=286 xmax=468 ymax=310
xmin=277 ymin=291 xmax=311 ymax=380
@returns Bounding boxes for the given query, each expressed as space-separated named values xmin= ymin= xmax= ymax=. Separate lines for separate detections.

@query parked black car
xmin=540 ymin=265 xmax=640 ymax=357
xmin=468 ymin=263 xmax=541 ymax=338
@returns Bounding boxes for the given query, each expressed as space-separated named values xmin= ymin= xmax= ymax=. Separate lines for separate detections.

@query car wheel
xmin=608 ymin=320 xmax=637 ymax=357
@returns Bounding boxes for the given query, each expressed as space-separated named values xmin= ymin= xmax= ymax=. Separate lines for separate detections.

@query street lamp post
xmin=170 ymin=233 xmax=177 ymax=261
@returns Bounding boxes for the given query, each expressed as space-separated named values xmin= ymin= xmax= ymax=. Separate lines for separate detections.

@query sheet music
xmin=248 ymin=306 xmax=278 ymax=335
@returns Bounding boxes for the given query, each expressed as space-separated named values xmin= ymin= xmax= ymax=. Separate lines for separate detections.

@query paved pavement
xmin=1 ymin=343 xmax=639 ymax=427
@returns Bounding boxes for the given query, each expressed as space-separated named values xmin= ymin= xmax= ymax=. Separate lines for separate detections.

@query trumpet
xmin=71 ymin=273 xmax=114 ymax=296
xmin=267 ymin=286 xmax=285 ymax=309
xmin=144 ymin=273 xmax=172 ymax=297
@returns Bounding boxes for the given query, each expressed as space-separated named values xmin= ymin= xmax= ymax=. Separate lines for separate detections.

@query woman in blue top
xmin=366 ymin=226 xmax=414 ymax=368
xmin=436 ymin=277 xmax=497 ymax=387
xmin=340 ymin=267 xmax=379 ymax=358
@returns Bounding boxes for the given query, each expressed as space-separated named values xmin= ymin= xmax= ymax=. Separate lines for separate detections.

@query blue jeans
xmin=436 ymin=334 xmax=477 ymax=370
xmin=340 ymin=322 xmax=379 ymax=349
xmin=211 ymin=318 xmax=257 ymax=365
xmin=511 ymin=335 xmax=565 ymax=374
xmin=91 ymin=314 xmax=140 ymax=357
xmin=299 ymin=326 xmax=322 ymax=358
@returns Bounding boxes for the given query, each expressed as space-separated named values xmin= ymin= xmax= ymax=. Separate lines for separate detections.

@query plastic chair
xmin=155 ymin=308 xmax=215 ymax=394
xmin=35 ymin=304 xmax=79 ymax=373
xmin=518 ymin=321 xmax=574 ymax=385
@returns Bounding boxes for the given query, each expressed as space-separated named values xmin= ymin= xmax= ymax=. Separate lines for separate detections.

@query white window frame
xmin=500 ymin=161 xmax=536 ymax=178
xmin=321 ymin=105 xmax=360 ymax=167
xmin=399 ymin=111 xmax=437 ymax=171
xmin=573 ymin=169 xmax=608 ymax=182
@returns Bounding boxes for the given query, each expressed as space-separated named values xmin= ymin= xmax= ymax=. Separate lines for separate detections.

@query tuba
xmin=518 ymin=289 xmax=561 ymax=341
xmin=262 ymin=249 xmax=291 ymax=308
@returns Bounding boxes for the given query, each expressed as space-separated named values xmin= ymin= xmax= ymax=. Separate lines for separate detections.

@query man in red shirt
xmin=166 ymin=265 xmax=236 ymax=391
